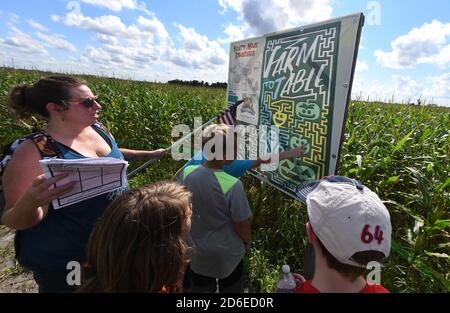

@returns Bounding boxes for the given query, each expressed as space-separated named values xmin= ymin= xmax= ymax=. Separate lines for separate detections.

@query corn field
xmin=1 ymin=67 xmax=449 ymax=292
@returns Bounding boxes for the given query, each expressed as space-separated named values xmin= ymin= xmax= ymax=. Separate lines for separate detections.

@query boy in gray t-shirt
xmin=180 ymin=124 xmax=252 ymax=293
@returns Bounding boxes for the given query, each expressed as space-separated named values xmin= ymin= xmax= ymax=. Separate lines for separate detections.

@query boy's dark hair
xmin=316 ymin=238 xmax=386 ymax=281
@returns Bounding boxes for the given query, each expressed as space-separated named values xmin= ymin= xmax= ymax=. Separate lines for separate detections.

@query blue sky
xmin=0 ymin=0 xmax=449 ymax=106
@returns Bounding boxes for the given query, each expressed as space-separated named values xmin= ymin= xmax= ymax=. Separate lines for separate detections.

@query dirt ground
xmin=0 ymin=226 xmax=37 ymax=292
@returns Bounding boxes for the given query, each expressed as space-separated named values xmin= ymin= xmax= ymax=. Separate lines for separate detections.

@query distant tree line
xmin=167 ymin=79 xmax=227 ymax=88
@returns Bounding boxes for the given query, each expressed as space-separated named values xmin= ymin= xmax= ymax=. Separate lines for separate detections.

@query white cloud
xmin=163 ymin=59 xmax=228 ymax=83
xmin=78 ymin=0 xmax=138 ymax=12
xmin=84 ymin=45 xmax=113 ymax=64
xmin=359 ymin=36 xmax=365 ymax=50
xmin=51 ymin=15 xmax=61 ymax=22
xmin=58 ymin=12 xmax=169 ymax=44
xmin=176 ymin=24 xmax=206 ymax=51
xmin=56 ymin=10 xmax=175 ymax=72
xmin=0 ymin=25 xmax=48 ymax=55
xmin=356 ymin=60 xmax=368 ymax=72
xmin=36 ymin=32 xmax=77 ymax=52
xmin=218 ymin=0 xmax=243 ymax=12
xmin=391 ymin=75 xmax=424 ymax=101
xmin=26 ymin=19 xmax=48 ymax=32
xmin=48 ymin=11 xmax=173 ymax=78
xmin=1 ymin=10 xmax=228 ymax=83
xmin=420 ymin=45 xmax=450 ymax=67
xmin=80 ymin=38 xmax=162 ymax=72
xmin=219 ymin=23 xmax=247 ymax=44
xmin=9 ymin=13 xmax=20 ymax=23
xmin=137 ymin=15 xmax=169 ymax=40
xmin=167 ymin=24 xmax=228 ymax=70
xmin=352 ymin=74 xmax=450 ymax=106
xmin=64 ymin=13 xmax=130 ymax=36
xmin=375 ymin=20 xmax=450 ymax=69
xmin=106 ymin=44 xmax=158 ymax=63
xmin=425 ymin=73 xmax=450 ymax=104
xmin=95 ymin=34 xmax=119 ymax=45
xmin=218 ymin=0 xmax=333 ymax=35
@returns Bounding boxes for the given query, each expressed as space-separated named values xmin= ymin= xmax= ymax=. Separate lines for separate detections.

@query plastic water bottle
xmin=276 ymin=265 xmax=297 ymax=293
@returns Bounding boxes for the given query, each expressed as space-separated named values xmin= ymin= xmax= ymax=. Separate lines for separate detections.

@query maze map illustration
xmin=227 ymin=15 xmax=362 ymax=200
xmin=257 ymin=23 xmax=341 ymax=198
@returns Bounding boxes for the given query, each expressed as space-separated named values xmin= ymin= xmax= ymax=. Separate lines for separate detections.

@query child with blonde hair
xmin=180 ymin=124 xmax=252 ymax=293
xmin=79 ymin=182 xmax=192 ymax=292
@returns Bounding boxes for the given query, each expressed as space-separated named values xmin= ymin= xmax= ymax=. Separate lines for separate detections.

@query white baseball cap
xmin=296 ymin=176 xmax=392 ymax=268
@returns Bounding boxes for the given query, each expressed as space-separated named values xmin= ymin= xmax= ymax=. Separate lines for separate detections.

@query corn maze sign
xmin=227 ymin=13 xmax=364 ymax=200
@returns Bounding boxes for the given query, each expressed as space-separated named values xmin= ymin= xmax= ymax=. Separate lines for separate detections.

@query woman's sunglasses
xmin=78 ymin=96 xmax=100 ymax=108
xmin=59 ymin=96 xmax=100 ymax=108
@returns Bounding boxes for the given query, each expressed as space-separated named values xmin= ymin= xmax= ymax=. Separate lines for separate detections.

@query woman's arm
xmin=119 ymin=148 xmax=168 ymax=161
xmin=1 ymin=140 xmax=75 ymax=230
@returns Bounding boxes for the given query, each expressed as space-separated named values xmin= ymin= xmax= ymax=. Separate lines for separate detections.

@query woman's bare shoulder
xmin=4 ymin=139 xmax=42 ymax=174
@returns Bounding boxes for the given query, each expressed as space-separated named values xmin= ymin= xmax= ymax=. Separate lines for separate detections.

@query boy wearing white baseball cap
xmin=294 ymin=176 xmax=392 ymax=293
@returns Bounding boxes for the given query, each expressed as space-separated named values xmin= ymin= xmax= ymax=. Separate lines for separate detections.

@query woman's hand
xmin=152 ymin=148 xmax=169 ymax=159
xmin=3 ymin=173 xmax=76 ymax=229
xmin=15 ymin=173 xmax=76 ymax=210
